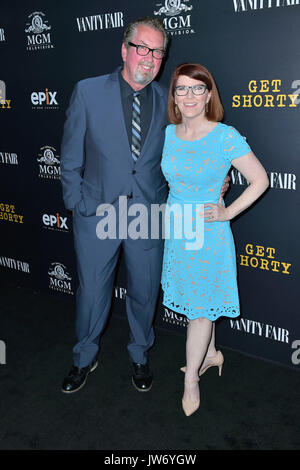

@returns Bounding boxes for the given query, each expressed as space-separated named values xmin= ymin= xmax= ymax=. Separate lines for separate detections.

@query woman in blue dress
xmin=161 ymin=63 xmax=269 ymax=416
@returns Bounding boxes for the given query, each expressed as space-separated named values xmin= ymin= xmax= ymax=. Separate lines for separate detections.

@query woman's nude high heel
xmin=180 ymin=351 xmax=224 ymax=377
xmin=182 ymin=378 xmax=200 ymax=417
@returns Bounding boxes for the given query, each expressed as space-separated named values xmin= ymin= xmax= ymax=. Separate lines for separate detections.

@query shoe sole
xmin=131 ymin=377 xmax=153 ymax=392
xmin=61 ymin=360 xmax=98 ymax=394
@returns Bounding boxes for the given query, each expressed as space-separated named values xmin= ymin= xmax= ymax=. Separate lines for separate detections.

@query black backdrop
xmin=0 ymin=0 xmax=299 ymax=370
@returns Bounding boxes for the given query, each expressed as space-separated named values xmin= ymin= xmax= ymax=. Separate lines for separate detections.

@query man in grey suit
xmin=60 ymin=17 xmax=170 ymax=393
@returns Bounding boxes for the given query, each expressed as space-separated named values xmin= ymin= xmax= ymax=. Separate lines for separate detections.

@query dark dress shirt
xmin=118 ymin=69 xmax=153 ymax=151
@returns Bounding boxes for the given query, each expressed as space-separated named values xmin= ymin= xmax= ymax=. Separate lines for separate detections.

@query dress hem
xmin=161 ymin=296 xmax=240 ymax=321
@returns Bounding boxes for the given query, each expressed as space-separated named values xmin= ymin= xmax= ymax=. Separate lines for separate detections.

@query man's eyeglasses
xmin=174 ymin=85 xmax=207 ymax=96
xmin=128 ymin=41 xmax=165 ymax=60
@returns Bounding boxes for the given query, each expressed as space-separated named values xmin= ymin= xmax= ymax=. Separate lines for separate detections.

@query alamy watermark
xmin=0 ymin=340 xmax=6 ymax=364
xmin=0 ymin=80 xmax=6 ymax=102
xmin=291 ymin=80 xmax=300 ymax=106
xmin=95 ymin=197 xmax=205 ymax=250
xmin=291 ymin=340 xmax=300 ymax=365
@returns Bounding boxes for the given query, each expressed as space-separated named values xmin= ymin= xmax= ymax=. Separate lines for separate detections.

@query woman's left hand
xmin=204 ymin=198 xmax=231 ymax=222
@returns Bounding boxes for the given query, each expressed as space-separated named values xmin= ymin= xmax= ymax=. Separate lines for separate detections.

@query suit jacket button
xmin=132 ymin=170 xmax=136 ymax=174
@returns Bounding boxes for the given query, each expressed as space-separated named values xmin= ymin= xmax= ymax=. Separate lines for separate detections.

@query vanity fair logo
xmin=232 ymin=79 xmax=300 ymax=108
xmin=0 ymin=28 xmax=5 ymax=41
xmin=230 ymin=317 xmax=290 ymax=343
xmin=25 ymin=12 xmax=54 ymax=51
xmin=162 ymin=306 xmax=189 ymax=327
xmin=48 ymin=263 xmax=73 ymax=295
xmin=114 ymin=285 xmax=127 ymax=301
xmin=238 ymin=244 xmax=291 ymax=275
xmin=37 ymin=146 xmax=60 ymax=180
xmin=230 ymin=168 xmax=297 ymax=190
xmin=231 ymin=319 xmax=300 ymax=368
xmin=154 ymin=0 xmax=195 ymax=36
xmin=0 ymin=256 xmax=30 ymax=273
xmin=76 ymin=11 xmax=124 ymax=32
xmin=233 ymin=0 xmax=300 ymax=12
xmin=0 ymin=152 xmax=18 ymax=165
xmin=31 ymin=88 xmax=58 ymax=109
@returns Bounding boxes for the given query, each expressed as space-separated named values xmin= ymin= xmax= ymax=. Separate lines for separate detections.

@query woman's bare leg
xmin=183 ymin=317 xmax=213 ymax=403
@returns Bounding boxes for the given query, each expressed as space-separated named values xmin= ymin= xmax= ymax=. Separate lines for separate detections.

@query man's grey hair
xmin=123 ymin=16 xmax=169 ymax=51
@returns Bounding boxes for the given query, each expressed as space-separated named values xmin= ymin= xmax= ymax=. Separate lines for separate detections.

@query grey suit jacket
xmin=60 ymin=68 xmax=169 ymax=223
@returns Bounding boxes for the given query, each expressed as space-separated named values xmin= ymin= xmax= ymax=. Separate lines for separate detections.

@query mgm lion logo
xmin=37 ymin=147 xmax=60 ymax=166
xmin=48 ymin=263 xmax=73 ymax=294
xmin=25 ymin=12 xmax=51 ymax=34
xmin=48 ymin=263 xmax=71 ymax=281
xmin=154 ymin=0 xmax=193 ymax=16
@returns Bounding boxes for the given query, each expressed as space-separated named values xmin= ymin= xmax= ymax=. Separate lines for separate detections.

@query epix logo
xmin=31 ymin=89 xmax=58 ymax=107
xmin=42 ymin=213 xmax=68 ymax=231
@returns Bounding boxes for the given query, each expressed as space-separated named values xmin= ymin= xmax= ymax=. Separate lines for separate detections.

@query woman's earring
xmin=205 ymin=102 xmax=209 ymax=113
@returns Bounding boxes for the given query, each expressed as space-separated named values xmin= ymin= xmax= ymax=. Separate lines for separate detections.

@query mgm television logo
xmin=48 ymin=262 xmax=73 ymax=295
xmin=25 ymin=11 xmax=54 ymax=51
xmin=154 ymin=0 xmax=195 ymax=36
xmin=37 ymin=146 xmax=60 ymax=180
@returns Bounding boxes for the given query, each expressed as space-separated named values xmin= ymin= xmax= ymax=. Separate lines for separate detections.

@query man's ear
xmin=121 ymin=43 xmax=127 ymax=63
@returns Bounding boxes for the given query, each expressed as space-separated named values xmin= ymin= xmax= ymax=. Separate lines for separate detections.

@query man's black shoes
xmin=61 ymin=359 xmax=153 ymax=393
xmin=132 ymin=362 xmax=153 ymax=392
xmin=61 ymin=360 xmax=98 ymax=393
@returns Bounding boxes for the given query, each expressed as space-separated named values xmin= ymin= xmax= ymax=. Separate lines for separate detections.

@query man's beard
xmin=134 ymin=61 xmax=154 ymax=85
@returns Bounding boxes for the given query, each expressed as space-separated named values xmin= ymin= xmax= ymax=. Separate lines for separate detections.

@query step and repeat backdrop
xmin=0 ymin=0 xmax=299 ymax=369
